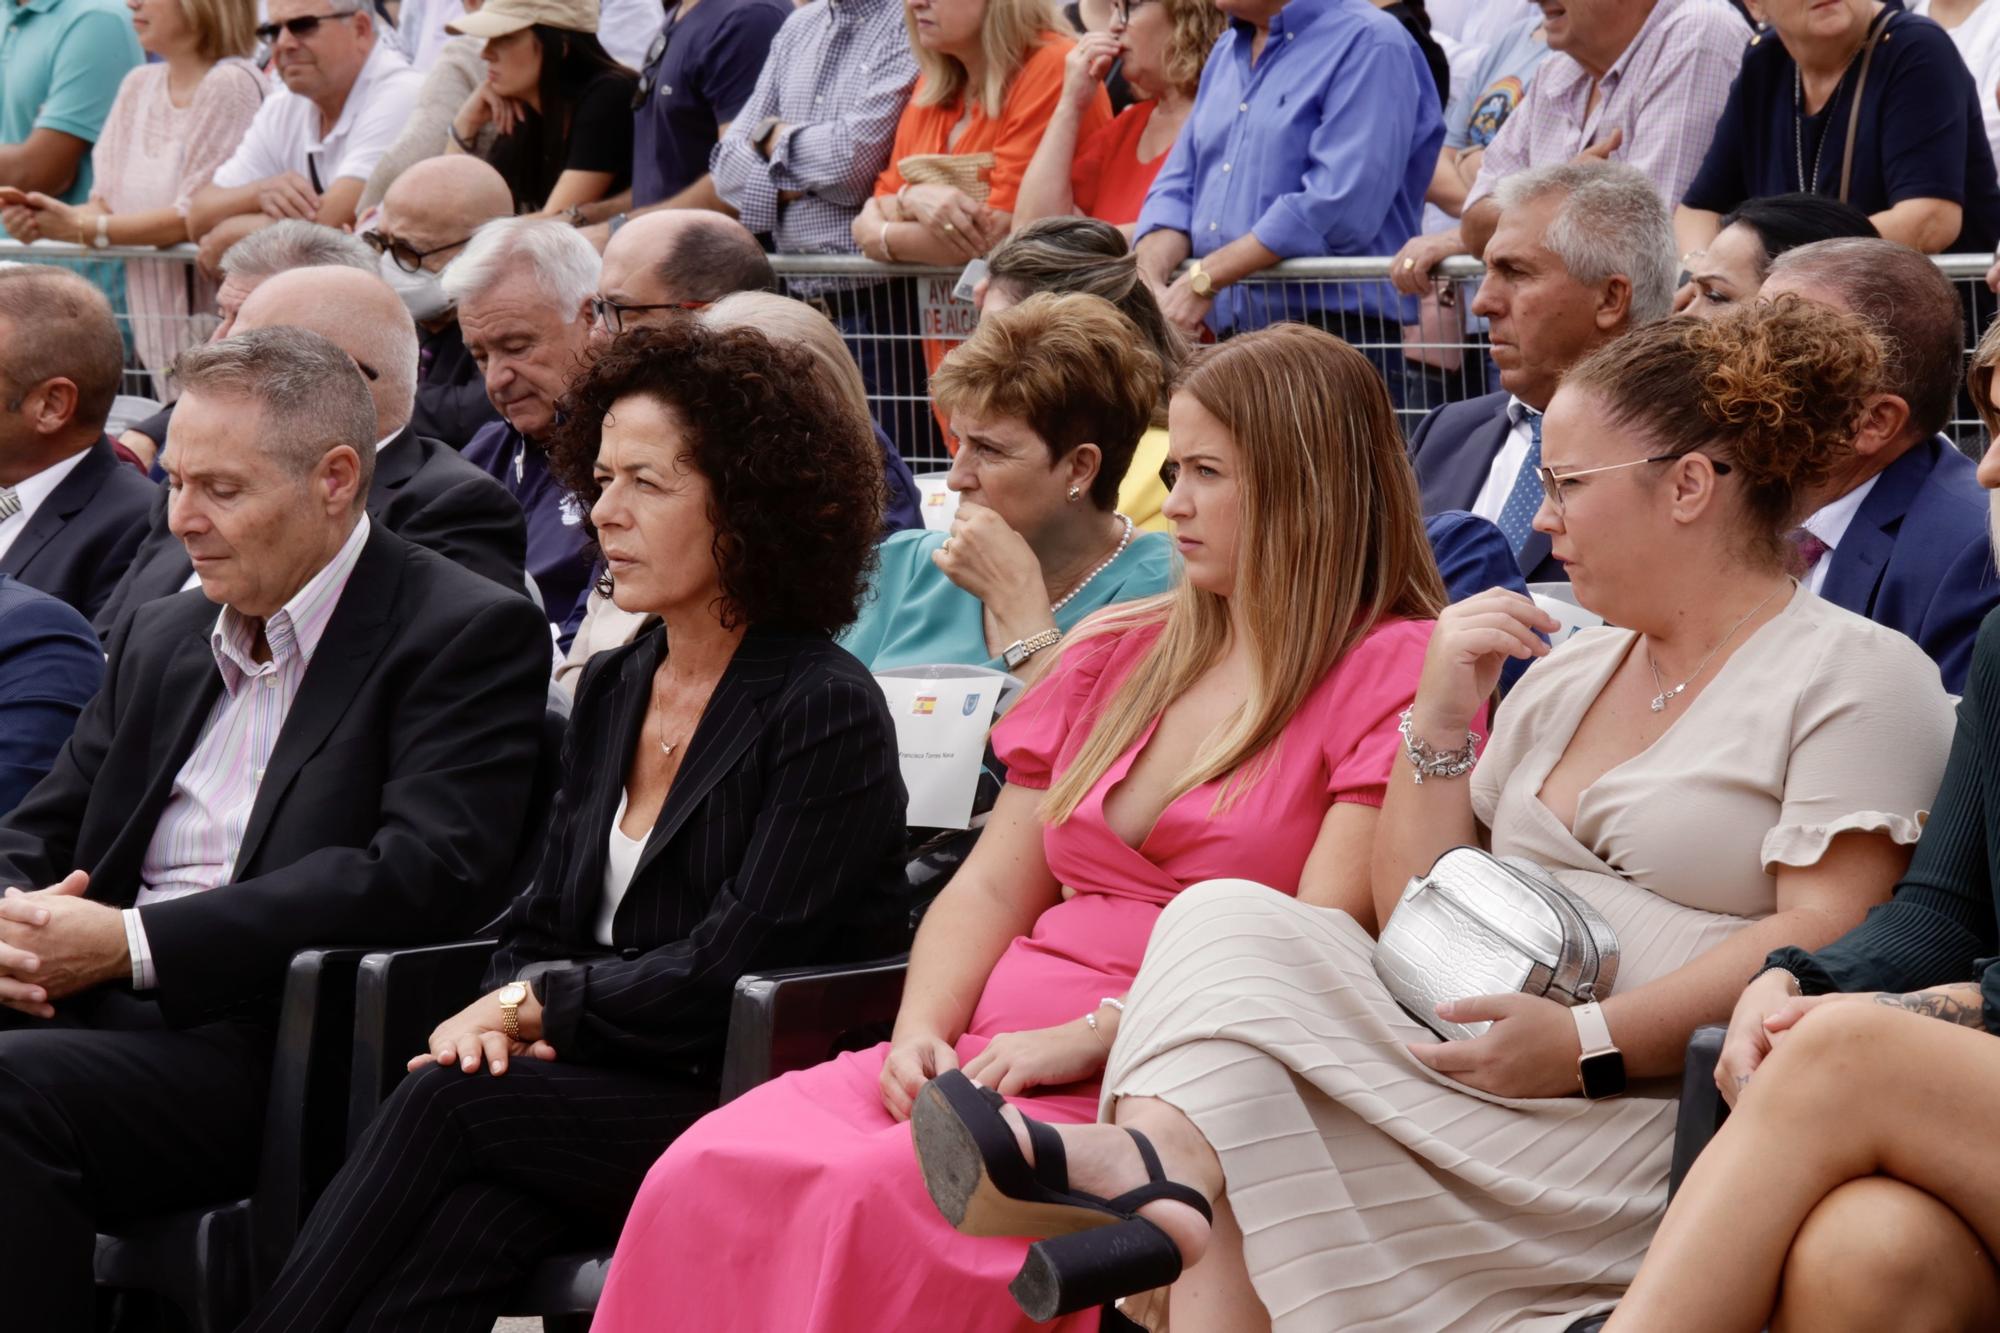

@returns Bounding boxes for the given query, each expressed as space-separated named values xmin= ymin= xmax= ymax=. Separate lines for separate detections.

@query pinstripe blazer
xmin=486 ymin=621 xmax=908 ymax=1071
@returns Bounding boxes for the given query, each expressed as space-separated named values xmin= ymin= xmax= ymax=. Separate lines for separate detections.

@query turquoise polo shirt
xmin=1 ymin=0 xmax=143 ymax=204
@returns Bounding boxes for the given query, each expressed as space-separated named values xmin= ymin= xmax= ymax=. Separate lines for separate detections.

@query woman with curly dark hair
xmin=236 ymin=320 xmax=908 ymax=1333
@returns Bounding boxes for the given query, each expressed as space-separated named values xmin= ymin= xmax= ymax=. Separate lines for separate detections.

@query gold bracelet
xmin=880 ymin=222 xmax=899 ymax=264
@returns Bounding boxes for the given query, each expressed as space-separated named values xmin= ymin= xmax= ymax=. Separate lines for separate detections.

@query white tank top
xmin=597 ymin=787 xmax=648 ymax=947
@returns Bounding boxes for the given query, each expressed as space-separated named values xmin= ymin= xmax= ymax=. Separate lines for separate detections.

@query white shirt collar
xmin=5 ymin=446 xmax=92 ymax=515
xmin=374 ymin=428 xmax=400 ymax=454
xmin=1799 ymin=472 xmax=1881 ymax=553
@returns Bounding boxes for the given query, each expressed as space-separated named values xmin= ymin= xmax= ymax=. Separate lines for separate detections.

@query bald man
xmin=93 ymin=267 xmax=528 ymax=638
xmin=376 ymin=156 xmax=515 ymax=447
xmin=589 ymin=210 xmax=775 ymax=345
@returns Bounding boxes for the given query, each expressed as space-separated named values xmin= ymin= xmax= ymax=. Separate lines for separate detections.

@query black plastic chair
xmin=93 ymin=947 xmax=371 ymax=1332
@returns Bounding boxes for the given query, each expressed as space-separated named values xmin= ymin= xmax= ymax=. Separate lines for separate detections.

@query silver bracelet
xmin=1398 ymin=707 xmax=1479 ymax=785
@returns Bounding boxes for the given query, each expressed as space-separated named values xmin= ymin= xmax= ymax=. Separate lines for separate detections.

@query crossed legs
xmin=1607 ymin=1002 xmax=2000 ymax=1333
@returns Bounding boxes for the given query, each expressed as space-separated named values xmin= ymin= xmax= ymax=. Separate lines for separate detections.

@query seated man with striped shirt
xmin=0 ymin=326 xmax=548 ymax=1328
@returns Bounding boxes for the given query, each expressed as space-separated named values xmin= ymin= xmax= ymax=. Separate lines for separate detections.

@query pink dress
xmin=589 ymin=616 xmax=1435 ymax=1333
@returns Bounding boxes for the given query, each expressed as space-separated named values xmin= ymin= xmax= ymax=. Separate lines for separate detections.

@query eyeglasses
xmin=591 ymin=295 xmax=707 ymax=333
xmin=1110 ymin=0 xmax=1155 ymax=22
xmin=1972 ymin=362 xmax=1998 ymax=425
xmin=363 ymin=229 xmax=470 ymax=275
xmin=632 ymin=29 xmax=671 ymax=108
xmin=1536 ymin=453 xmax=1732 ymax=515
xmin=254 ymin=10 xmax=352 ymax=43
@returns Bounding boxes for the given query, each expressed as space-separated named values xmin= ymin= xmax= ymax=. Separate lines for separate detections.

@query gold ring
xmin=1402 ymin=257 xmax=1416 ymax=271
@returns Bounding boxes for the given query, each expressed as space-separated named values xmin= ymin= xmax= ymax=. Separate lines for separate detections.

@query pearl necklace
xmin=1643 ymin=582 xmax=1787 ymax=713
xmin=1050 ymin=513 xmax=1134 ymax=614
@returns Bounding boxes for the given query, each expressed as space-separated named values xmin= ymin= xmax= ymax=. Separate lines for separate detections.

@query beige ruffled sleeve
xmin=1760 ymin=618 xmax=1958 ymax=871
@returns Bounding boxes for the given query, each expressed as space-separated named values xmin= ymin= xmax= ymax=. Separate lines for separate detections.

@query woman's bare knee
xmin=1772 ymin=1177 xmax=2000 ymax=1333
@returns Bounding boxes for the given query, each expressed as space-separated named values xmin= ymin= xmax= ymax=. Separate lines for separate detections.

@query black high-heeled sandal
xmin=912 ymin=1069 xmax=1214 ymax=1321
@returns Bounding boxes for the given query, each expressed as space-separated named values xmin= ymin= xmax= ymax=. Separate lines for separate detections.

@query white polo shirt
xmin=210 ymin=39 xmax=423 ymax=191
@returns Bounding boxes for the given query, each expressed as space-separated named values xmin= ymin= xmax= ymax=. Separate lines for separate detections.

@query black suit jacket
xmin=487 ymin=622 xmax=908 ymax=1071
xmin=92 ymin=426 xmax=529 ymax=637
xmin=1407 ymin=392 xmax=1566 ymax=584
xmin=411 ymin=319 xmax=500 ymax=449
xmin=0 ymin=524 xmax=550 ymax=1029
xmin=1 ymin=438 xmax=156 ymax=621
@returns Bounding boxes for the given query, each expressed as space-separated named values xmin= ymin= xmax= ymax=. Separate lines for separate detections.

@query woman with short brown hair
xmin=590 ymin=322 xmax=1449 ymax=1331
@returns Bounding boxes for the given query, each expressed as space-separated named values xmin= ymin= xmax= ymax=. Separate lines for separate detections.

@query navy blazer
xmin=0 ymin=525 xmax=550 ymax=1028
xmin=1407 ymin=392 xmax=1567 ymax=584
xmin=487 ymin=622 xmax=908 ymax=1071
xmin=1820 ymin=436 xmax=1998 ymax=694
xmin=0 ymin=438 xmax=156 ymax=621
xmin=93 ymin=426 xmax=529 ymax=640
xmin=0 ymin=576 xmax=101 ymax=817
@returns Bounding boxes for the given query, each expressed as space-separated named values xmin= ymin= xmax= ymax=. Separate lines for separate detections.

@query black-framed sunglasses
xmin=254 ymin=11 xmax=351 ymax=43
xmin=1536 ymin=453 xmax=1732 ymax=515
xmin=591 ymin=295 xmax=707 ymax=334
xmin=632 ymin=29 xmax=671 ymax=108
xmin=362 ymin=229 xmax=470 ymax=275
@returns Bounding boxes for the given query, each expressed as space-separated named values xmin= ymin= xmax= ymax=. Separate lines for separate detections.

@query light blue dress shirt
xmin=1135 ymin=0 xmax=1443 ymax=331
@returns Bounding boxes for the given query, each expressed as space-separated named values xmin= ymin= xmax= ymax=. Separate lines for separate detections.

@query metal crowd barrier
xmin=5 ymin=239 xmax=1994 ymax=472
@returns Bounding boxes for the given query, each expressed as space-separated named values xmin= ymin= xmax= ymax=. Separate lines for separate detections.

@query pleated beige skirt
xmin=1101 ymin=877 xmax=1748 ymax=1333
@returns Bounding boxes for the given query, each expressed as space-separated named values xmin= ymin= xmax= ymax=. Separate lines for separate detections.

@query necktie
xmin=0 ymin=486 xmax=19 ymax=523
xmin=1787 ymin=528 xmax=1831 ymax=577
xmin=1496 ymin=410 xmax=1543 ymax=558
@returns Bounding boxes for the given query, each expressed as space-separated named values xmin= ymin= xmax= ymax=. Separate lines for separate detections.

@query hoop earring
xmin=1067 ymin=485 xmax=1081 ymax=502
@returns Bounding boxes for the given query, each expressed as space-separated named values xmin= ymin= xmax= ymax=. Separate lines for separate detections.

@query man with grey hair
xmin=0 ymin=266 xmax=157 ymax=620
xmin=0 ymin=325 xmax=547 ymax=1327
xmin=1761 ymin=238 xmax=1997 ymax=693
xmin=118 ymin=219 xmax=377 ymax=470
xmin=94 ymin=265 xmax=529 ymax=638
xmin=185 ymin=0 xmax=422 ymax=268
xmin=451 ymin=216 xmax=601 ymax=644
xmin=1409 ymin=158 xmax=1678 ymax=583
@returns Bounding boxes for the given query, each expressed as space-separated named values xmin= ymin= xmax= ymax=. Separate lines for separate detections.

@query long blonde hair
xmin=1042 ymin=325 xmax=1447 ymax=822
xmin=908 ymin=0 xmax=1059 ymax=119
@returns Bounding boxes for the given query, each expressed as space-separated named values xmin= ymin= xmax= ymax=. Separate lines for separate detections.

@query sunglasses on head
xmin=254 ymin=10 xmax=351 ymax=43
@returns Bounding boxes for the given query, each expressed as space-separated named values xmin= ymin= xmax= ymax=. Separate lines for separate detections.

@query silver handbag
xmin=1373 ymin=846 xmax=1621 ymax=1041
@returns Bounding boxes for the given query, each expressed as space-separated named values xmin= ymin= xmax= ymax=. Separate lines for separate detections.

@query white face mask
xmin=378 ymin=250 xmax=453 ymax=323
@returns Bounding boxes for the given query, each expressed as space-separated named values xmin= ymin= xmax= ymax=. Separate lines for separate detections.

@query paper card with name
xmin=874 ymin=672 xmax=998 ymax=829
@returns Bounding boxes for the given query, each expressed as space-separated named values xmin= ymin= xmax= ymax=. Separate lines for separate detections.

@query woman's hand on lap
xmin=1715 ymin=967 xmax=1803 ymax=1107
xmin=881 ymin=1031 xmax=960 ymax=1121
xmin=1407 ymin=993 xmax=1582 ymax=1098
xmin=962 ymin=1020 xmax=1109 ymax=1098
xmin=408 ymin=989 xmax=556 ymax=1077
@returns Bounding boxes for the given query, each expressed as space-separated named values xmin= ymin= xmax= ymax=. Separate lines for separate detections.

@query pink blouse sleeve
xmin=175 ymin=61 xmax=267 ymax=214
xmin=991 ymin=627 xmax=1134 ymax=790
xmin=1322 ymin=620 xmax=1438 ymax=809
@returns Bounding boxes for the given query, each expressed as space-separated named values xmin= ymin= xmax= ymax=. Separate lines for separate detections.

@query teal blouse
xmin=838 ymin=528 xmax=1177 ymax=672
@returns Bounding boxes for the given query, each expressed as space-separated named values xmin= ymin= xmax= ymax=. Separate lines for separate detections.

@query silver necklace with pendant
xmin=1644 ymin=582 xmax=1787 ymax=713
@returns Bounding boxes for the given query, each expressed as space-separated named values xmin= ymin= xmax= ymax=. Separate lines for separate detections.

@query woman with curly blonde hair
xmin=1013 ymin=0 xmax=1225 ymax=231
xmin=913 ymin=299 xmax=1961 ymax=1331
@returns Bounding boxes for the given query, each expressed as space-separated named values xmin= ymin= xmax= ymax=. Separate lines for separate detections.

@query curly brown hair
xmin=1159 ymin=0 xmax=1227 ymax=95
xmin=1562 ymin=294 xmax=1885 ymax=561
xmin=545 ymin=322 xmax=885 ymax=635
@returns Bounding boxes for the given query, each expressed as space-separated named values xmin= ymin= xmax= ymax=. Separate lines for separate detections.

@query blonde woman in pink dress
xmin=2 ymin=0 xmax=262 ymax=403
xmin=588 ymin=322 xmax=1458 ymax=1333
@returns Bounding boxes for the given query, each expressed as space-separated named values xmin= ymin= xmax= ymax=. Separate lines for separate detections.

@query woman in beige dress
xmin=911 ymin=300 xmax=1960 ymax=1330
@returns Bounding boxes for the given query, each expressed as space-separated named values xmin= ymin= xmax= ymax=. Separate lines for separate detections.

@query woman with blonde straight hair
xmin=588 ymin=323 xmax=1448 ymax=1332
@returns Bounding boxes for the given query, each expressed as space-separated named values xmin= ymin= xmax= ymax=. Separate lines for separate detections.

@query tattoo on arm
xmin=1873 ymin=983 xmax=1986 ymax=1030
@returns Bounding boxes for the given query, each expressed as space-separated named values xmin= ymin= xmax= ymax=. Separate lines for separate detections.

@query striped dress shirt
xmin=123 ymin=516 xmax=373 ymax=989
xmin=708 ymin=0 xmax=918 ymax=271
xmin=1464 ymin=0 xmax=1747 ymax=212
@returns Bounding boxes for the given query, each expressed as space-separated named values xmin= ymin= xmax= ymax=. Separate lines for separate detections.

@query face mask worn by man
xmin=378 ymin=251 xmax=453 ymax=322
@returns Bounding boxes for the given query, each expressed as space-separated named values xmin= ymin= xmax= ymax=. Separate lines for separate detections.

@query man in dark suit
xmin=1762 ymin=239 xmax=1999 ymax=693
xmin=0 ymin=267 xmax=156 ymax=620
xmin=0 ymin=326 xmax=549 ymax=1327
xmin=1407 ymin=159 xmax=1678 ymax=583
xmin=0 ymin=575 xmax=100 ymax=817
xmin=93 ymin=265 xmax=529 ymax=638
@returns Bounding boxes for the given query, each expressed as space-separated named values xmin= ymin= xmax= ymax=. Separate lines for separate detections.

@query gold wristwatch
xmin=497 ymin=980 xmax=530 ymax=1041
xmin=1188 ymin=259 xmax=1214 ymax=297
